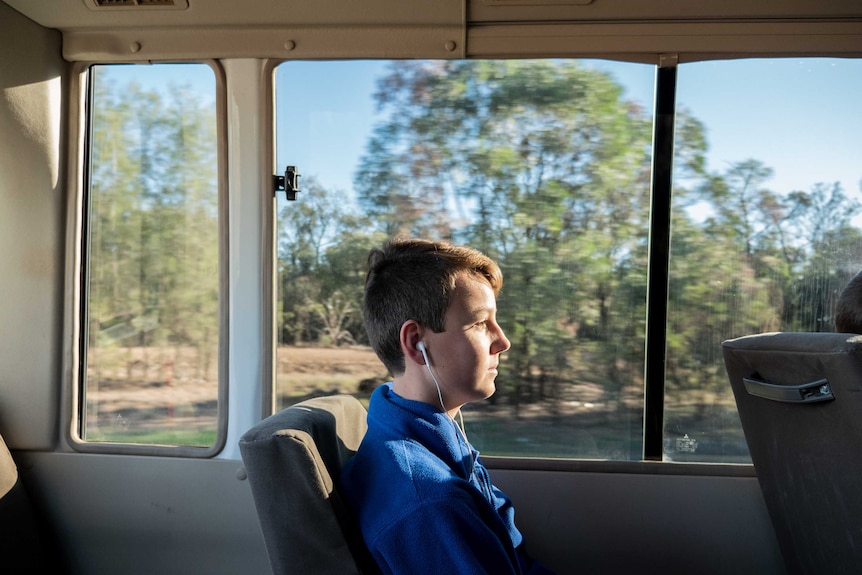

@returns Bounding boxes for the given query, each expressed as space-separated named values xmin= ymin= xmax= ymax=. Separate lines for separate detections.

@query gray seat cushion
xmin=0 ymin=433 xmax=66 ymax=573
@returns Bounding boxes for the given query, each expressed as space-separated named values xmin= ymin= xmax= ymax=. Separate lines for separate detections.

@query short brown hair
xmin=363 ymin=237 xmax=502 ymax=375
xmin=835 ymin=271 xmax=862 ymax=333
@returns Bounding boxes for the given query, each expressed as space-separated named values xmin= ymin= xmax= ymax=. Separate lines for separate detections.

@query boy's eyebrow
xmin=468 ymin=305 xmax=495 ymax=317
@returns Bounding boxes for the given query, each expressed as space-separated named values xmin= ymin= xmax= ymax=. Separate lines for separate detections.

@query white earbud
xmin=417 ymin=340 xmax=428 ymax=360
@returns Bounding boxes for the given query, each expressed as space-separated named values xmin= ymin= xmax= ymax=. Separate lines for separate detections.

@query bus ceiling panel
xmin=62 ymin=25 xmax=468 ymax=61
xmin=1 ymin=0 xmax=464 ymax=31
xmin=466 ymin=22 xmax=862 ymax=60
xmin=62 ymin=21 xmax=862 ymax=62
xmin=468 ymin=0 xmax=862 ymax=24
xmin=10 ymin=0 xmax=862 ymax=61
xmin=7 ymin=0 xmax=862 ymax=31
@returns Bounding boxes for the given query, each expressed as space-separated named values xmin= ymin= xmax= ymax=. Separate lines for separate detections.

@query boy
xmin=341 ymin=237 xmax=554 ymax=574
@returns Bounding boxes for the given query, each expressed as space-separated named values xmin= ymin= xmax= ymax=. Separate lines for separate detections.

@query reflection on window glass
xmin=84 ymin=64 xmax=220 ymax=446
xmin=667 ymin=58 xmax=862 ymax=463
xmin=275 ymin=60 xmax=655 ymax=459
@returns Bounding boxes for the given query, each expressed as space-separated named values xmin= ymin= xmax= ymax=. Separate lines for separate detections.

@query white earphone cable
xmin=418 ymin=341 xmax=471 ymax=445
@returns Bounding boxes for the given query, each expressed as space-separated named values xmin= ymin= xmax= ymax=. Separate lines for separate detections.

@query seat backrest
xmin=722 ymin=332 xmax=862 ymax=575
xmin=238 ymin=394 xmax=378 ymax=575
xmin=0 ymin=432 xmax=66 ymax=573
xmin=0 ymin=433 xmax=16 ymax=501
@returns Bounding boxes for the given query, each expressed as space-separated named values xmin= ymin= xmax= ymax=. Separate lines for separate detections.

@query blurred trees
xmin=88 ymin=60 xmax=862 ymax=413
xmin=348 ymin=60 xmax=860 ymax=404
xmin=87 ymin=66 xmax=219 ymax=382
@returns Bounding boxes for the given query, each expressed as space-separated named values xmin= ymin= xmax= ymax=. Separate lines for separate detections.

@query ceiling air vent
xmin=483 ymin=0 xmax=592 ymax=4
xmin=85 ymin=0 xmax=189 ymax=9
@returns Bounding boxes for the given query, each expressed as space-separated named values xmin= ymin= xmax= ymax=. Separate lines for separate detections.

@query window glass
xmin=275 ymin=60 xmax=655 ymax=459
xmin=667 ymin=58 xmax=862 ymax=462
xmin=83 ymin=63 xmax=220 ymax=447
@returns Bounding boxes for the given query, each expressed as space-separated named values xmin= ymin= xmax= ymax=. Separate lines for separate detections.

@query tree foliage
xmin=88 ymin=68 xmax=219 ymax=381
xmin=89 ymin=60 xmax=862 ymax=419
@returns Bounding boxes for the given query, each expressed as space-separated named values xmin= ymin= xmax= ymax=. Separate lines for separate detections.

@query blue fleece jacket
xmin=341 ymin=383 xmax=554 ymax=575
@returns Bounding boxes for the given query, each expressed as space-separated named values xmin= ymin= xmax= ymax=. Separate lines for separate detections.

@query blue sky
xmin=677 ymin=58 xmax=862 ymax=197
xmin=275 ymin=58 xmax=862 ymax=213
xmin=276 ymin=60 xmax=384 ymax=197
xmin=99 ymin=58 xmax=862 ymax=214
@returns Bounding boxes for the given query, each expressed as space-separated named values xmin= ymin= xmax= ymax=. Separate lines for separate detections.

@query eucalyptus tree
xmin=88 ymin=70 xmax=218 ymax=380
xmin=355 ymin=60 xmax=657 ymax=407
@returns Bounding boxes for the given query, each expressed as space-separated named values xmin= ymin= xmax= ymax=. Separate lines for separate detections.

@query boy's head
xmin=835 ymin=271 xmax=862 ymax=333
xmin=363 ymin=237 xmax=503 ymax=375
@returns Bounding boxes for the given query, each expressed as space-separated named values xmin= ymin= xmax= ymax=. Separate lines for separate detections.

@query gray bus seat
xmin=0 ymin=432 xmax=65 ymax=573
xmin=722 ymin=332 xmax=862 ymax=575
xmin=238 ymin=394 xmax=379 ymax=575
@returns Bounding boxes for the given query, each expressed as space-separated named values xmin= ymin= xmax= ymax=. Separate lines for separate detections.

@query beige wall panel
xmin=0 ymin=2 xmax=66 ymax=450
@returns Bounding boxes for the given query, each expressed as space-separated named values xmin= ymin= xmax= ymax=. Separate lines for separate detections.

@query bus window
xmin=81 ymin=63 xmax=223 ymax=450
xmin=274 ymin=59 xmax=655 ymax=460
xmin=666 ymin=58 xmax=862 ymax=463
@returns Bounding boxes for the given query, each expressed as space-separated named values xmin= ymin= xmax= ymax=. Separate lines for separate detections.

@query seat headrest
xmin=0 ymin=434 xmax=17 ymax=499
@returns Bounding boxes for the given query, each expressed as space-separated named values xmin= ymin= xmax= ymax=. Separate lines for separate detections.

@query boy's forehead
xmin=450 ymin=273 xmax=496 ymax=312
xmin=454 ymin=270 xmax=492 ymax=289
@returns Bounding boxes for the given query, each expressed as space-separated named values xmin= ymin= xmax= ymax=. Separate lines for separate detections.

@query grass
xmin=85 ymin=428 xmax=217 ymax=447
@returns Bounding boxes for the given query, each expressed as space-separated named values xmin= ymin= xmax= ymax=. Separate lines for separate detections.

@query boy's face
xmin=424 ymin=273 xmax=511 ymax=407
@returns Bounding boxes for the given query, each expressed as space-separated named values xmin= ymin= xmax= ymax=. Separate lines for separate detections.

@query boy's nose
xmin=493 ymin=325 xmax=511 ymax=354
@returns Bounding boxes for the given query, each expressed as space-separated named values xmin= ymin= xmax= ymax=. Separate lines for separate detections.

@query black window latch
xmin=274 ymin=166 xmax=301 ymax=200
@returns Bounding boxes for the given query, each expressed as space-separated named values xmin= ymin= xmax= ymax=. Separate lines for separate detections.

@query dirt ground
xmin=86 ymin=345 xmax=385 ymax=415
xmin=83 ymin=344 xmax=747 ymax=461
xmin=276 ymin=345 xmax=385 ymax=378
xmin=85 ymin=344 xmax=643 ymax=417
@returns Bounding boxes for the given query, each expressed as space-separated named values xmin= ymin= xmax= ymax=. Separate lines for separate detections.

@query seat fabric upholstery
xmin=0 ymin=432 xmax=66 ymax=573
xmin=723 ymin=332 xmax=862 ymax=575
xmin=239 ymin=394 xmax=376 ymax=575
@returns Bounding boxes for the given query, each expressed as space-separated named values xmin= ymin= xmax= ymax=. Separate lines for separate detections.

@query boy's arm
xmin=369 ymin=495 xmax=522 ymax=575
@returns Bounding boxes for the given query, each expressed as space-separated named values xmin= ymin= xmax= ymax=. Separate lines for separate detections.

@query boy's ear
xmin=399 ymin=320 xmax=426 ymax=365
